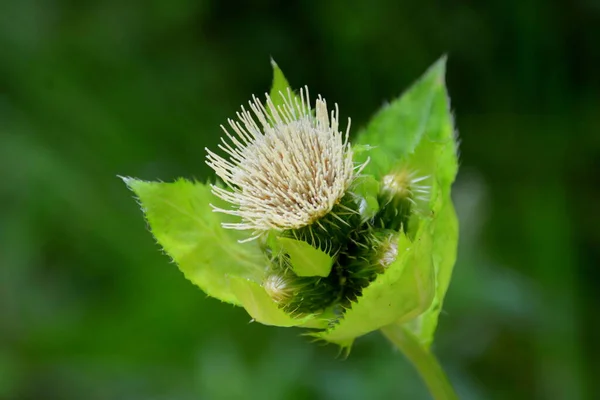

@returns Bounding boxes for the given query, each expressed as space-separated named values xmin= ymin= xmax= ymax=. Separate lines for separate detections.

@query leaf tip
xmin=118 ymin=175 xmax=137 ymax=189
xmin=118 ymin=174 xmax=131 ymax=183
xmin=270 ymin=57 xmax=279 ymax=69
xmin=429 ymin=54 xmax=448 ymax=84
xmin=119 ymin=175 xmax=148 ymax=193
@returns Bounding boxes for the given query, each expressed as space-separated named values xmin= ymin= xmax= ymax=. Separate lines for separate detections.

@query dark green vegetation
xmin=1 ymin=1 xmax=598 ymax=399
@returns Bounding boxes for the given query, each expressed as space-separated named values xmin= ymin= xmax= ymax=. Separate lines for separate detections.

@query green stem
xmin=381 ymin=324 xmax=458 ymax=400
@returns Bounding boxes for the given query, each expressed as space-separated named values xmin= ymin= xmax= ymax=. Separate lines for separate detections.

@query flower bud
xmin=263 ymin=256 xmax=340 ymax=315
xmin=337 ymin=228 xmax=399 ymax=305
xmin=376 ymin=168 xmax=429 ymax=231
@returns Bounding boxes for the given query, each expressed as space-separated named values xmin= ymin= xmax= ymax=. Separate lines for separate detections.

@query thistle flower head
xmin=206 ymin=87 xmax=356 ymax=238
xmin=126 ymin=57 xmax=459 ymax=354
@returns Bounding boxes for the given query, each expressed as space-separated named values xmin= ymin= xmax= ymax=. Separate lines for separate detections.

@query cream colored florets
xmin=262 ymin=274 xmax=293 ymax=304
xmin=206 ymin=87 xmax=355 ymax=239
xmin=377 ymin=234 xmax=399 ymax=268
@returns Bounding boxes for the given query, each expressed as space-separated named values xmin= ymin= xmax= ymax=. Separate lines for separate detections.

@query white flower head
xmin=206 ymin=87 xmax=356 ymax=238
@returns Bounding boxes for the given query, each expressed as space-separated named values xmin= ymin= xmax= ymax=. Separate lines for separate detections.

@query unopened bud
xmin=337 ymin=228 xmax=400 ymax=305
xmin=377 ymin=168 xmax=429 ymax=231
xmin=263 ymin=255 xmax=340 ymax=316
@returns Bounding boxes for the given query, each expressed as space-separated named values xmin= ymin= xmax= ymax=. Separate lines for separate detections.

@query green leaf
xmin=350 ymin=174 xmax=380 ymax=221
xmin=404 ymin=196 xmax=458 ymax=347
xmin=123 ymin=178 xmax=267 ymax=305
xmin=399 ymin=58 xmax=458 ymax=347
xmin=315 ymin=222 xmax=436 ymax=347
xmin=353 ymin=56 xmax=459 ymax=347
xmin=277 ymin=237 xmax=334 ymax=277
xmin=351 ymin=143 xmax=376 ymax=156
xmin=269 ymin=58 xmax=292 ymax=103
xmin=229 ymin=276 xmax=313 ymax=327
xmin=268 ymin=59 xmax=305 ymax=118
xmin=356 ymin=56 xmax=455 ymax=179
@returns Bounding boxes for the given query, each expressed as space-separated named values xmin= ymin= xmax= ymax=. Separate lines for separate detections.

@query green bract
xmin=123 ymin=56 xmax=458 ymax=351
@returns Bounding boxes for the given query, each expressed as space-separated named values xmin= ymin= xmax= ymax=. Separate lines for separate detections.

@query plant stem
xmin=381 ymin=324 xmax=458 ymax=400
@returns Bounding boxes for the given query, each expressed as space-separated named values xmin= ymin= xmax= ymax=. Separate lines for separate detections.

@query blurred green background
xmin=1 ymin=1 xmax=598 ymax=399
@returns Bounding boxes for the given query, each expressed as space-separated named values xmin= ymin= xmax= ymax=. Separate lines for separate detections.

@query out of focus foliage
xmin=0 ymin=1 xmax=598 ymax=399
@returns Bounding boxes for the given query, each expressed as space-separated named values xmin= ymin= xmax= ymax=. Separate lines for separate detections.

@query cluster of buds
xmin=125 ymin=58 xmax=458 ymax=397
xmin=207 ymin=87 xmax=429 ymax=319
xmin=126 ymin=57 xmax=457 ymax=348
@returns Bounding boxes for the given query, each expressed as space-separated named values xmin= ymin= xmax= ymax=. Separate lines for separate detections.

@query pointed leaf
xmin=398 ymin=58 xmax=459 ymax=347
xmin=229 ymin=276 xmax=313 ymax=327
xmin=268 ymin=59 xmax=306 ymax=120
xmin=354 ymin=56 xmax=459 ymax=347
xmin=269 ymin=59 xmax=292 ymax=103
xmin=350 ymin=175 xmax=380 ymax=221
xmin=123 ymin=178 xmax=266 ymax=305
xmin=355 ymin=56 xmax=451 ymax=178
xmin=404 ymin=198 xmax=458 ymax=347
xmin=277 ymin=237 xmax=334 ymax=277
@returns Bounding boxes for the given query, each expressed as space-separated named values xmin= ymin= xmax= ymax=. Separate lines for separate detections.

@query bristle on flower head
xmin=206 ymin=87 xmax=357 ymax=239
